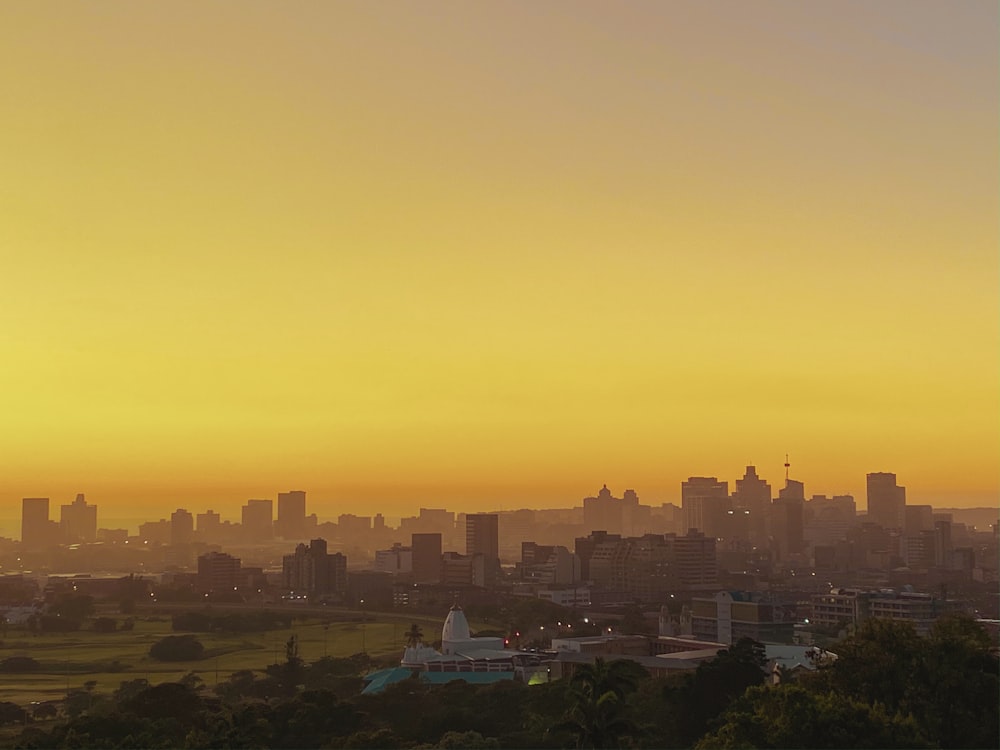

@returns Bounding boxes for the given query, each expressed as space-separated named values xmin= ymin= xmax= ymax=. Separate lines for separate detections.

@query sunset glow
xmin=1 ymin=2 xmax=996 ymax=519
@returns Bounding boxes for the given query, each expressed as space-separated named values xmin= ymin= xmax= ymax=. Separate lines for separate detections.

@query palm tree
xmin=551 ymin=658 xmax=644 ymax=749
xmin=556 ymin=689 xmax=637 ymax=749
xmin=404 ymin=623 xmax=424 ymax=648
xmin=571 ymin=657 xmax=641 ymax=701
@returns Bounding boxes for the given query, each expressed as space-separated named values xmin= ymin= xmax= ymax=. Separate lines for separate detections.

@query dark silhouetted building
xmin=198 ymin=551 xmax=242 ymax=592
xmin=242 ymin=499 xmax=273 ymax=541
xmin=867 ymin=472 xmax=906 ymax=530
xmin=21 ymin=497 xmax=59 ymax=548
xmin=277 ymin=490 xmax=307 ymax=539
xmin=171 ymin=509 xmax=194 ymax=546
xmin=771 ymin=479 xmax=805 ymax=560
xmin=584 ymin=484 xmax=622 ymax=535
xmin=466 ymin=513 xmax=500 ymax=587
xmin=60 ymin=494 xmax=97 ymax=543
xmin=731 ymin=466 xmax=771 ymax=544
xmin=411 ymin=532 xmax=443 ymax=583
xmin=282 ymin=538 xmax=347 ymax=600
xmin=197 ymin=510 xmax=221 ymax=540
xmin=682 ymin=477 xmax=730 ymax=538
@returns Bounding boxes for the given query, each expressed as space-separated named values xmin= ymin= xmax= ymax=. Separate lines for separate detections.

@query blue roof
xmin=361 ymin=667 xmax=415 ymax=695
xmin=421 ymin=672 xmax=515 ymax=686
xmin=361 ymin=667 xmax=516 ymax=694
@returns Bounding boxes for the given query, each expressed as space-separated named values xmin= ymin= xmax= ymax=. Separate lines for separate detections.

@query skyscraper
xmin=171 ymin=508 xmax=194 ymax=546
xmin=276 ymin=490 xmax=307 ymax=539
xmin=282 ymin=538 xmax=347 ymax=599
xmin=411 ymin=532 xmax=443 ymax=583
xmin=466 ymin=513 xmax=500 ymax=587
xmin=731 ymin=466 xmax=771 ymax=545
xmin=681 ymin=477 xmax=730 ymax=537
xmin=60 ymin=494 xmax=97 ymax=543
xmin=867 ymin=472 xmax=906 ymax=530
xmin=772 ymin=479 xmax=805 ymax=559
xmin=21 ymin=497 xmax=58 ymax=548
xmin=242 ymin=499 xmax=274 ymax=541
xmin=583 ymin=484 xmax=622 ymax=535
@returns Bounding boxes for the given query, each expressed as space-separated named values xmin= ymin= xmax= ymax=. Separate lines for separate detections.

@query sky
xmin=0 ymin=2 xmax=996 ymax=522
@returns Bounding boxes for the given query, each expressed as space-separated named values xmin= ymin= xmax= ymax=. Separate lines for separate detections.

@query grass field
xmin=0 ymin=608 xmax=463 ymax=705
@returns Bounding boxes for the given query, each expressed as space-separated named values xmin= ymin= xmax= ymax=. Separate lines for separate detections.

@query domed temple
xmin=362 ymin=604 xmax=548 ymax=694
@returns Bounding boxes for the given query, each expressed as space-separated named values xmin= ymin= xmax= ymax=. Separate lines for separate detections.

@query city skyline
xmin=1 ymin=3 xmax=996 ymax=518
xmin=4 ymin=465 xmax=996 ymax=538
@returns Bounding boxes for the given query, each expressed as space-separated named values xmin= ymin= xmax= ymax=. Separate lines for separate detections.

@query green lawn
xmin=0 ymin=610 xmax=458 ymax=704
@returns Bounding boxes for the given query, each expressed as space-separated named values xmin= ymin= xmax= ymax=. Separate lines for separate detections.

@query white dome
xmin=442 ymin=605 xmax=471 ymax=642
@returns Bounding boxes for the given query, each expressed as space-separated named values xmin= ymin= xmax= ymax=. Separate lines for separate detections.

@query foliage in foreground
xmin=9 ymin=615 xmax=998 ymax=749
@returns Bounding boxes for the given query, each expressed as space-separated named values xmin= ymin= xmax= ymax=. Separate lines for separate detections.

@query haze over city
xmin=1 ymin=3 xmax=997 ymax=516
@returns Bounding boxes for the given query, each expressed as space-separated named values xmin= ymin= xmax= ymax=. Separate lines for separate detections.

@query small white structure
xmin=441 ymin=604 xmax=503 ymax=654
xmin=401 ymin=641 xmax=440 ymax=668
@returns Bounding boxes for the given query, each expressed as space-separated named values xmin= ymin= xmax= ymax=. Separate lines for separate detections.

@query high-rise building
xmin=681 ymin=477 xmax=730 ymax=537
xmin=583 ymin=485 xmax=622 ymax=535
xmin=867 ymin=473 xmax=906 ymax=530
xmin=276 ymin=490 xmax=307 ymax=539
xmin=771 ymin=479 xmax=805 ymax=560
xmin=171 ymin=509 xmax=194 ymax=546
xmin=242 ymin=499 xmax=274 ymax=541
xmin=282 ymin=538 xmax=347 ymax=599
xmin=21 ymin=498 xmax=59 ymax=548
xmin=731 ymin=466 xmax=771 ymax=544
xmin=411 ymin=532 xmax=442 ymax=583
xmin=197 ymin=551 xmax=242 ymax=592
xmin=197 ymin=510 xmax=221 ymax=536
xmin=466 ymin=513 xmax=500 ymax=587
xmin=60 ymin=494 xmax=97 ymax=543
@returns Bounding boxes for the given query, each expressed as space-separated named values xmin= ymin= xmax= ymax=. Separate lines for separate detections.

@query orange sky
xmin=0 ymin=2 xmax=996 ymax=521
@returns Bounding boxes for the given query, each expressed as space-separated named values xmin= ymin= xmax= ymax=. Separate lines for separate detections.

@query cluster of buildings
xmin=10 ymin=470 xmax=997 ymax=631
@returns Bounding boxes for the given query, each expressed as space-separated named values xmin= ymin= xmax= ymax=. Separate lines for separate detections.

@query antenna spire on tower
xmin=784 ymin=453 xmax=790 ymax=482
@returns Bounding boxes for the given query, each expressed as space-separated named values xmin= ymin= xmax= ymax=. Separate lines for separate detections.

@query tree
xmin=697 ymin=684 xmax=932 ymax=749
xmin=92 ymin=617 xmax=117 ymax=633
xmin=813 ymin=618 xmax=923 ymax=715
xmin=405 ymin=623 xmax=425 ymax=648
xmin=570 ymin=657 xmax=646 ymax=701
xmin=0 ymin=656 xmax=40 ymax=673
xmin=149 ymin=634 xmax=205 ymax=661
xmin=915 ymin=614 xmax=999 ymax=749
xmin=553 ymin=658 xmax=646 ymax=748
xmin=664 ymin=638 xmax=767 ymax=746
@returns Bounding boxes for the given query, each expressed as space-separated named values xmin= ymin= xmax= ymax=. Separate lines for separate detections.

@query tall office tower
xmin=673 ymin=531 xmax=719 ymax=590
xmin=411 ymin=532 xmax=443 ymax=583
xmin=197 ymin=510 xmax=221 ymax=536
xmin=170 ymin=508 xmax=194 ymax=546
xmin=732 ymin=466 xmax=772 ymax=545
xmin=282 ymin=538 xmax=347 ymax=599
xmin=276 ymin=490 xmax=307 ymax=539
xmin=21 ymin=497 xmax=58 ymax=548
xmin=466 ymin=513 xmax=500 ymax=587
xmin=583 ymin=485 xmax=622 ymax=535
xmin=771 ymin=479 xmax=805 ymax=560
xmin=681 ymin=477 xmax=730 ymax=538
xmin=60 ymin=494 xmax=97 ymax=543
xmin=904 ymin=505 xmax=934 ymax=536
xmin=867 ymin=472 xmax=906 ymax=530
xmin=241 ymin=499 xmax=274 ymax=541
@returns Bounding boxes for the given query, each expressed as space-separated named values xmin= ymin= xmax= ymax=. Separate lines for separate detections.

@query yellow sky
xmin=0 ymin=2 xmax=996 ymax=519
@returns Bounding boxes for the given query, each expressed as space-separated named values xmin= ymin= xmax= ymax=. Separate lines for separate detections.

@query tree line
xmin=9 ymin=614 xmax=998 ymax=749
